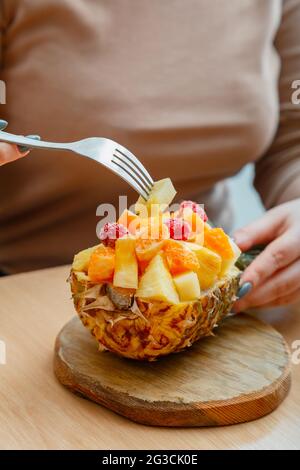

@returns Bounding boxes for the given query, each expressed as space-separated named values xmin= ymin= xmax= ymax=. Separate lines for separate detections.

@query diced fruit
xmin=88 ymin=245 xmax=115 ymax=283
xmin=135 ymin=239 xmax=163 ymax=265
xmin=136 ymin=254 xmax=179 ymax=304
xmin=163 ymin=239 xmax=200 ymax=276
xmin=164 ymin=218 xmax=191 ymax=241
xmin=113 ymin=238 xmax=138 ymax=289
xmin=117 ymin=210 xmax=140 ymax=234
xmin=204 ymin=227 xmax=234 ymax=259
xmin=99 ymin=223 xmax=129 ymax=248
xmin=183 ymin=241 xmax=205 ymax=254
xmin=219 ymin=239 xmax=241 ymax=277
xmin=179 ymin=201 xmax=208 ymax=222
xmin=181 ymin=208 xmax=204 ymax=234
xmin=72 ymin=245 xmax=99 ymax=272
xmin=173 ymin=271 xmax=201 ymax=302
xmin=135 ymin=178 xmax=177 ymax=215
xmin=195 ymin=246 xmax=222 ymax=273
xmin=138 ymin=217 xmax=170 ymax=240
xmin=194 ymin=246 xmax=222 ymax=290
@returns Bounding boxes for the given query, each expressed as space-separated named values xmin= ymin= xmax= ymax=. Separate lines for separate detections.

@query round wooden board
xmin=54 ymin=314 xmax=291 ymax=427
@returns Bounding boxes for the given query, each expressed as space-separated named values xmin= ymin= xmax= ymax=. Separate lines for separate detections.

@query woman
xmin=0 ymin=0 xmax=300 ymax=312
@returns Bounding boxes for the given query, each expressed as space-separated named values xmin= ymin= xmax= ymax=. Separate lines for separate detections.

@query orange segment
xmin=88 ymin=245 xmax=115 ymax=283
xmin=135 ymin=239 xmax=163 ymax=265
xmin=204 ymin=227 xmax=234 ymax=259
xmin=163 ymin=239 xmax=200 ymax=276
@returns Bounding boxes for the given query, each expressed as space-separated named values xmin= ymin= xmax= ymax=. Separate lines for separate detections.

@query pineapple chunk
xmin=113 ymin=238 xmax=138 ymax=289
xmin=194 ymin=246 xmax=222 ymax=290
xmin=173 ymin=271 xmax=200 ymax=302
xmin=136 ymin=254 xmax=179 ymax=304
xmin=72 ymin=245 xmax=99 ymax=272
xmin=135 ymin=178 xmax=177 ymax=216
xmin=183 ymin=241 xmax=205 ymax=254
xmin=219 ymin=239 xmax=241 ymax=276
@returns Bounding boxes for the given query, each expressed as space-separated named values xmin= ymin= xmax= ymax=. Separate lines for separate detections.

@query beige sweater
xmin=0 ymin=0 xmax=300 ymax=273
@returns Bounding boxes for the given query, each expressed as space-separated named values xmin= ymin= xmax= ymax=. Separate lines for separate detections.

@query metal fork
xmin=0 ymin=130 xmax=154 ymax=200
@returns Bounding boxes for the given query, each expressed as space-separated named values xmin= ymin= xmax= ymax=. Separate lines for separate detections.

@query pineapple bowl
xmin=70 ymin=179 xmax=241 ymax=361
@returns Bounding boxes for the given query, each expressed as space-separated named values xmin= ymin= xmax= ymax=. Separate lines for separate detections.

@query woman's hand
xmin=0 ymin=120 xmax=40 ymax=166
xmin=234 ymin=199 xmax=300 ymax=311
xmin=0 ymin=141 xmax=29 ymax=166
xmin=0 ymin=119 xmax=28 ymax=166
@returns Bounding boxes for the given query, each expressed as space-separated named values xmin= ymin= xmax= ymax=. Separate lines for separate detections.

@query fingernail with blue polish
xmin=18 ymin=135 xmax=41 ymax=153
xmin=0 ymin=119 xmax=8 ymax=131
xmin=237 ymin=282 xmax=252 ymax=299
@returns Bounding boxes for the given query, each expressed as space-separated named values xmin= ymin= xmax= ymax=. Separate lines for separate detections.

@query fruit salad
xmin=70 ymin=178 xmax=241 ymax=361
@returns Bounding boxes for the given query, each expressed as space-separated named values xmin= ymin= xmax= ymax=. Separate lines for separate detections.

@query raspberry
xmin=179 ymin=200 xmax=208 ymax=222
xmin=164 ymin=218 xmax=191 ymax=241
xmin=99 ymin=223 xmax=128 ymax=248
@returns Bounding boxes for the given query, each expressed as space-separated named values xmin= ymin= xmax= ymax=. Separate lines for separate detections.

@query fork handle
xmin=0 ymin=130 xmax=71 ymax=151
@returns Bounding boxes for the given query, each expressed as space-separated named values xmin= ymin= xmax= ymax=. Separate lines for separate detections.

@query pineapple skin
xmin=70 ymin=267 xmax=240 ymax=361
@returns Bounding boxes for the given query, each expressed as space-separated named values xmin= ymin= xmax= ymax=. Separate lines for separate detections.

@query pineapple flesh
xmin=113 ymin=238 xmax=138 ymax=289
xmin=173 ymin=271 xmax=201 ymax=301
xmin=193 ymin=246 xmax=222 ymax=290
xmin=136 ymin=254 xmax=179 ymax=304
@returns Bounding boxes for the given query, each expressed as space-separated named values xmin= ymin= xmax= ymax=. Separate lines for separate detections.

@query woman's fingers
xmin=235 ymin=257 xmax=300 ymax=311
xmin=234 ymin=206 xmax=287 ymax=251
xmin=240 ymin=229 xmax=300 ymax=288
xmin=0 ymin=134 xmax=40 ymax=166
xmin=254 ymin=288 xmax=300 ymax=309
xmin=17 ymin=134 xmax=41 ymax=153
xmin=0 ymin=119 xmax=8 ymax=130
xmin=0 ymin=142 xmax=29 ymax=166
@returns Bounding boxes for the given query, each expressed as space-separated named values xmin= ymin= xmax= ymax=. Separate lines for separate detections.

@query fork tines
xmin=112 ymin=147 xmax=154 ymax=200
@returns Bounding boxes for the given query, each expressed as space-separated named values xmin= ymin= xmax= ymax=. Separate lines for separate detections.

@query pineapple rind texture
xmin=70 ymin=267 xmax=240 ymax=361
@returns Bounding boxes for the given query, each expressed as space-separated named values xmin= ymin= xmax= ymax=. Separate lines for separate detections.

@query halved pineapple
xmin=136 ymin=253 xmax=179 ymax=304
xmin=113 ymin=238 xmax=138 ymax=289
xmin=173 ymin=271 xmax=201 ymax=302
xmin=71 ymin=265 xmax=239 ymax=361
xmin=70 ymin=180 xmax=242 ymax=361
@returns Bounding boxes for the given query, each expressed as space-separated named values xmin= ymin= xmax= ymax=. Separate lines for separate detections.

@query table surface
xmin=0 ymin=266 xmax=299 ymax=450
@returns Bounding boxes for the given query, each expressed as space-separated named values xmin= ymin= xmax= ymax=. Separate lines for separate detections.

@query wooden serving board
xmin=54 ymin=314 xmax=291 ymax=427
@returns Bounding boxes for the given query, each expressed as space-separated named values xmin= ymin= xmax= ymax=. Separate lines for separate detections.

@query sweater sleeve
xmin=254 ymin=0 xmax=300 ymax=207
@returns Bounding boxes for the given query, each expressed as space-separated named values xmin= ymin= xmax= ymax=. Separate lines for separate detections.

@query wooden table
xmin=0 ymin=266 xmax=299 ymax=450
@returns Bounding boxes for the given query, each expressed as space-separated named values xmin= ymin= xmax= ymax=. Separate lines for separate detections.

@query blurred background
xmin=229 ymin=164 xmax=264 ymax=233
